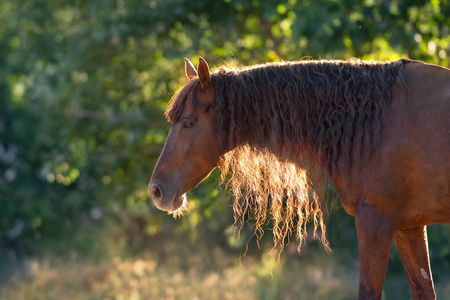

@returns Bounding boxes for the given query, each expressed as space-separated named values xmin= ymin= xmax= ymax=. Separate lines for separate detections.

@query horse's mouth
xmin=168 ymin=192 xmax=188 ymax=218
xmin=171 ymin=191 xmax=184 ymax=209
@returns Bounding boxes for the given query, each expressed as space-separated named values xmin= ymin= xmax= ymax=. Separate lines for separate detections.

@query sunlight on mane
xmin=219 ymin=144 xmax=330 ymax=253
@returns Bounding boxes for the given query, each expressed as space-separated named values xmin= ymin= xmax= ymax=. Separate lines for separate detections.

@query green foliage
xmin=0 ymin=1 xmax=449 ymax=297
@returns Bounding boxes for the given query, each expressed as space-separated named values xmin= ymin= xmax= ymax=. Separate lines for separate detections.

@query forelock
xmin=165 ymin=79 xmax=201 ymax=123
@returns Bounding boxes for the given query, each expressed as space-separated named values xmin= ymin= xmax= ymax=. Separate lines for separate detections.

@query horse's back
xmin=362 ymin=62 xmax=449 ymax=226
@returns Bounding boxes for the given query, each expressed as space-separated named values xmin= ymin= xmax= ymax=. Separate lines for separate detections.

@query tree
xmin=1 ymin=0 xmax=448 ymax=273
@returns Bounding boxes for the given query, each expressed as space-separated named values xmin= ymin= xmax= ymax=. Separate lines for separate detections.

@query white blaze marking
xmin=420 ymin=268 xmax=430 ymax=280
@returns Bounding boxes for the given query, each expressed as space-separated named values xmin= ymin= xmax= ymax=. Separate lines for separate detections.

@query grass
xmin=4 ymin=243 xmax=449 ymax=300
xmin=1 ymin=216 xmax=449 ymax=300
xmin=1 ymin=242 xmax=360 ymax=300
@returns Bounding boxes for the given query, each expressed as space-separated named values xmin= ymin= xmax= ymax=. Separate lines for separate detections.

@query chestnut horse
xmin=149 ymin=57 xmax=450 ymax=300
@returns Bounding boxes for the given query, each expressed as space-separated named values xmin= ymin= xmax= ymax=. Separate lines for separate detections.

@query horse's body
xmin=149 ymin=57 xmax=450 ymax=300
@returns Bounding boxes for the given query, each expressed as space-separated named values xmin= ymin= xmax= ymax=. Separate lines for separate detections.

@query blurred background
xmin=0 ymin=0 xmax=449 ymax=299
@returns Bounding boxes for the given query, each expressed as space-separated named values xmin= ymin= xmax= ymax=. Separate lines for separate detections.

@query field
xmin=2 ymin=224 xmax=449 ymax=300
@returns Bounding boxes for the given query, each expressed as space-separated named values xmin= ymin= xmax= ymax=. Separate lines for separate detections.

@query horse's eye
xmin=182 ymin=121 xmax=194 ymax=129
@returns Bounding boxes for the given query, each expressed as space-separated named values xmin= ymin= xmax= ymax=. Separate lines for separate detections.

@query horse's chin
xmin=168 ymin=193 xmax=189 ymax=219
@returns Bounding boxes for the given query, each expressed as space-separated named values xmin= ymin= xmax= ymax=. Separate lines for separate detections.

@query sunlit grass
xmin=1 ymin=246 xmax=361 ymax=300
xmin=1 ymin=219 xmax=449 ymax=300
xmin=2 ymin=243 xmax=449 ymax=300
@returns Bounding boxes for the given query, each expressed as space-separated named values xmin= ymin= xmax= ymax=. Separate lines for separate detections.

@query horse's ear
xmin=198 ymin=57 xmax=210 ymax=90
xmin=185 ymin=58 xmax=198 ymax=80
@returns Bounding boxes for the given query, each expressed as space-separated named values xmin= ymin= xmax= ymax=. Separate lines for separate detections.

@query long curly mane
xmin=166 ymin=58 xmax=408 ymax=253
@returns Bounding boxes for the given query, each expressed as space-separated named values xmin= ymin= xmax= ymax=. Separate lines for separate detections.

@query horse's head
xmin=149 ymin=58 xmax=223 ymax=214
xmin=149 ymin=58 xmax=330 ymax=252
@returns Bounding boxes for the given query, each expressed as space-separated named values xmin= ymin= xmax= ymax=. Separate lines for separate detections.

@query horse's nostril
xmin=151 ymin=185 xmax=162 ymax=198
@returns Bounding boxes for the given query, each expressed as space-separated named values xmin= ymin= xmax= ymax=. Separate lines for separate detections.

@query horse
xmin=149 ymin=57 xmax=450 ymax=300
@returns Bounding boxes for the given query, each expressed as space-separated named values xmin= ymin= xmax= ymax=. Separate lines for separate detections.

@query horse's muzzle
xmin=150 ymin=184 xmax=162 ymax=200
xmin=148 ymin=182 xmax=183 ymax=212
xmin=149 ymin=183 xmax=168 ymax=210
